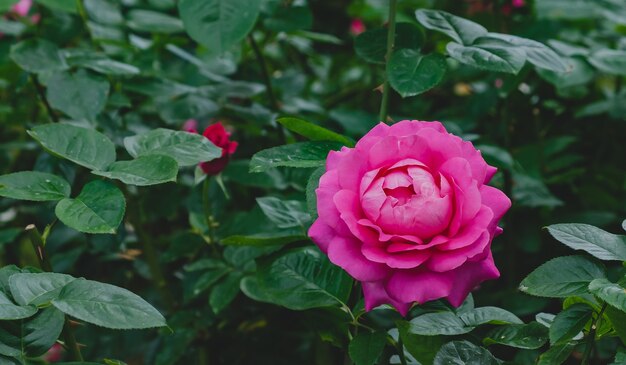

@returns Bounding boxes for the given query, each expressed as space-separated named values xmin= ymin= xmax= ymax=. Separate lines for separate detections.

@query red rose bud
xmin=182 ymin=119 xmax=199 ymax=134
xmin=349 ymin=19 xmax=366 ymax=36
xmin=199 ymin=122 xmax=238 ymax=175
xmin=43 ymin=343 xmax=63 ymax=362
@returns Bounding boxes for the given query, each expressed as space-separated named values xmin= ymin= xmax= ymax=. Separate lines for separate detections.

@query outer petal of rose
xmin=356 ymin=122 xmax=391 ymax=152
xmin=425 ymin=232 xmax=490 ymax=272
xmin=460 ymin=140 xmax=490 ymax=184
xmin=480 ymin=185 xmax=512 ymax=228
xmin=316 ymin=170 xmax=352 ymax=237
xmin=361 ymin=244 xmax=431 ymax=269
xmin=362 ymin=281 xmax=411 ymax=315
xmin=446 ymin=252 xmax=500 ymax=307
xmin=357 ymin=219 xmax=429 ymax=246
xmin=484 ymin=166 xmax=498 ymax=183
xmin=386 ymin=270 xmax=454 ymax=304
xmin=326 ymin=147 xmax=351 ymax=170
xmin=337 ymin=148 xmax=368 ymax=191
xmin=327 ymin=236 xmax=389 ymax=281
xmin=308 ymin=219 xmax=335 ymax=253
xmin=418 ymin=128 xmax=463 ymax=169
xmin=388 ymin=120 xmax=447 ymax=137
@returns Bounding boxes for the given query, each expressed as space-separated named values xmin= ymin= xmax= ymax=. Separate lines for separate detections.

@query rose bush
xmin=309 ymin=120 xmax=511 ymax=314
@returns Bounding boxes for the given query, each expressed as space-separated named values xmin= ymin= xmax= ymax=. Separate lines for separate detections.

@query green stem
xmin=397 ymin=338 xmax=408 ymax=365
xmin=247 ymin=34 xmax=279 ymax=111
xmin=581 ymin=302 xmax=607 ymax=365
xmin=31 ymin=75 xmax=58 ymax=123
xmin=127 ymin=204 xmax=176 ymax=312
xmin=198 ymin=347 xmax=208 ymax=365
xmin=378 ymin=0 xmax=398 ymax=122
xmin=25 ymin=225 xmax=83 ymax=361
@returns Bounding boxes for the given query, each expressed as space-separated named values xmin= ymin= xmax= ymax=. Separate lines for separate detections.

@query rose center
xmin=383 ymin=186 xmax=415 ymax=204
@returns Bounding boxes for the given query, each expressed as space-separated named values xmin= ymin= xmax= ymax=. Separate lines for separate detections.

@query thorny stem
xmin=378 ymin=0 xmax=398 ymax=122
xmin=25 ymin=224 xmax=83 ymax=361
xmin=581 ymin=302 xmax=608 ymax=365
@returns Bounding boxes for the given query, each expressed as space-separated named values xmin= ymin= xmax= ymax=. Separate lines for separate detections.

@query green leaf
xmin=519 ymin=255 xmax=606 ymax=298
xmin=306 ymin=166 xmax=324 ymax=219
xmin=46 ymin=70 xmax=110 ymax=121
xmin=433 ymin=341 xmax=502 ymax=365
xmin=28 ymin=124 xmax=116 ymax=171
xmin=0 ymin=229 xmax=20 ymax=247
xmin=537 ymin=342 xmax=576 ymax=365
xmin=277 ymin=117 xmax=354 ymax=146
xmin=475 ymin=33 xmax=569 ymax=72
xmin=348 ymin=331 xmax=386 ymax=365
xmin=126 ymin=9 xmax=183 ymax=34
xmin=397 ymin=321 xmax=444 ymax=364
xmin=415 ymin=9 xmax=487 ymax=45
xmin=610 ymin=347 xmax=626 ymax=365
xmin=459 ymin=307 xmax=523 ymax=326
xmin=63 ymin=50 xmax=140 ymax=76
xmin=589 ymin=49 xmax=626 ymax=76
xmin=51 ymin=278 xmax=166 ymax=329
xmin=0 ymin=19 xmax=26 ymax=37
xmin=256 ymin=197 xmax=310 ymax=229
xmin=92 ymin=155 xmax=178 ymax=186
xmin=0 ymin=307 xmax=65 ymax=357
xmin=446 ymin=42 xmax=525 ymax=74
xmin=404 ymin=312 xmax=474 ymax=336
xmin=0 ymin=292 xmax=37 ymax=320
xmin=124 ymin=128 xmax=221 ymax=167
xmin=178 ymin=0 xmax=261 ymax=55
xmin=606 ymin=306 xmax=626 ymax=346
xmin=547 ymin=224 xmax=626 ymax=261
xmin=483 ymin=322 xmax=549 ymax=349
xmin=537 ymin=57 xmax=594 ymax=88
xmin=209 ymin=272 xmax=243 ymax=314
xmin=55 ymin=180 xmax=126 ymax=234
xmin=83 ymin=0 xmax=123 ymax=25
xmin=0 ymin=172 xmax=71 ymax=202
xmin=9 ymin=39 xmax=67 ymax=73
xmin=387 ymin=50 xmax=447 ymax=97
xmin=263 ymin=6 xmax=312 ymax=33
xmin=354 ymin=23 xmax=424 ymax=64
xmin=549 ymin=303 xmax=592 ymax=345
xmin=249 ymin=141 xmax=343 ymax=173
xmin=36 ymin=0 xmax=77 ymax=13
xmin=9 ymin=273 xmax=75 ymax=307
xmin=588 ymin=279 xmax=626 ymax=313
xmin=221 ymin=233 xmax=305 ymax=247
xmin=256 ymin=247 xmax=352 ymax=310
xmin=0 ymin=0 xmax=19 ymax=12
xmin=189 ymin=267 xmax=231 ymax=300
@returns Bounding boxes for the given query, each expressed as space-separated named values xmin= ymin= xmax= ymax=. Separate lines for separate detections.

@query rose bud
xmin=199 ymin=122 xmax=238 ymax=175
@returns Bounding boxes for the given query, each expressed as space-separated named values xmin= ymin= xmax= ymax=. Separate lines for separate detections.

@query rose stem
xmin=378 ymin=0 xmax=398 ymax=123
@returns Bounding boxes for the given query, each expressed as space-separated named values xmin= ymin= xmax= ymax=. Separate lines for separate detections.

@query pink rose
xmin=512 ymin=0 xmax=525 ymax=8
xmin=349 ymin=19 xmax=366 ymax=36
xmin=11 ymin=0 xmax=32 ymax=17
xmin=308 ymin=121 xmax=511 ymax=315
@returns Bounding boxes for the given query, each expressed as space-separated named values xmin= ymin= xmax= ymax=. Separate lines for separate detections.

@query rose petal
xmin=445 ymin=252 xmax=500 ymax=307
xmin=362 ymin=281 xmax=411 ymax=315
xmin=327 ymin=236 xmax=389 ymax=281
xmin=425 ymin=232 xmax=490 ymax=272
xmin=386 ymin=270 xmax=454 ymax=304
xmin=308 ymin=219 xmax=335 ymax=253
xmin=362 ymin=244 xmax=431 ymax=269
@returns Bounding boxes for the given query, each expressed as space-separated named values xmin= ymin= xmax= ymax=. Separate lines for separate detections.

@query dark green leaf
xmin=459 ymin=307 xmax=523 ymax=326
xmin=36 ymin=0 xmax=77 ymax=13
xmin=9 ymin=273 xmax=75 ymax=306
xmin=256 ymin=197 xmax=310 ymax=229
xmin=536 ymin=57 xmax=594 ymax=88
xmin=404 ymin=312 xmax=474 ymax=336
xmin=124 ymin=128 xmax=221 ymax=167
xmin=28 ymin=124 xmax=116 ymax=171
xmin=249 ymin=141 xmax=343 ymax=173
xmin=0 ymin=292 xmax=37 ymax=320
xmin=178 ymin=0 xmax=261 ymax=55
xmin=209 ymin=272 xmax=243 ymax=314
xmin=433 ymin=341 xmax=502 ymax=365
xmin=588 ymin=279 xmax=626 ymax=313
xmin=415 ymin=9 xmax=487 ymax=45
xmin=446 ymin=42 xmax=525 ymax=74
xmin=549 ymin=303 xmax=592 ymax=345
xmin=589 ymin=50 xmax=626 ymax=76
xmin=84 ymin=0 xmax=123 ymax=25
xmin=9 ymin=39 xmax=67 ymax=73
xmin=51 ymin=279 xmax=166 ymax=329
xmin=256 ymin=247 xmax=352 ymax=310
xmin=537 ymin=342 xmax=576 ymax=365
xmin=354 ymin=23 xmax=424 ymax=64
xmin=519 ymin=256 xmax=606 ymax=298
xmin=306 ymin=166 xmax=324 ymax=219
xmin=483 ymin=322 xmax=548 ymax=349
xmin=46 ymin=70 xmax=109 ymax=121
xmin=547 ymin=224 xmax=626 ymax=261
xmin=126 ymin=9 xmax=183 ymax=34
xmin=92 ymin=155 xmax=178 ymax=186
xmin=348 ymin=331 xmax=386 ymax=365
xmin=0 ymin=307 xmax=65 ymax=357
xmin=55 ymin=180 xmax=126 ymax=234
xmin=397 ymin=321 xmax=444 ymax=364
xmin=277 ymin=117 xmax=354 ymax=146
xmin=221 ymin=233 xmax=305 ymax=247
xmin=0 ymin=172 xmax=71 ymax=201
xmin=263 ymin=6 xmax=312 ymax=32
xmin=387 ymin=50 xmax=447 ymax=97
